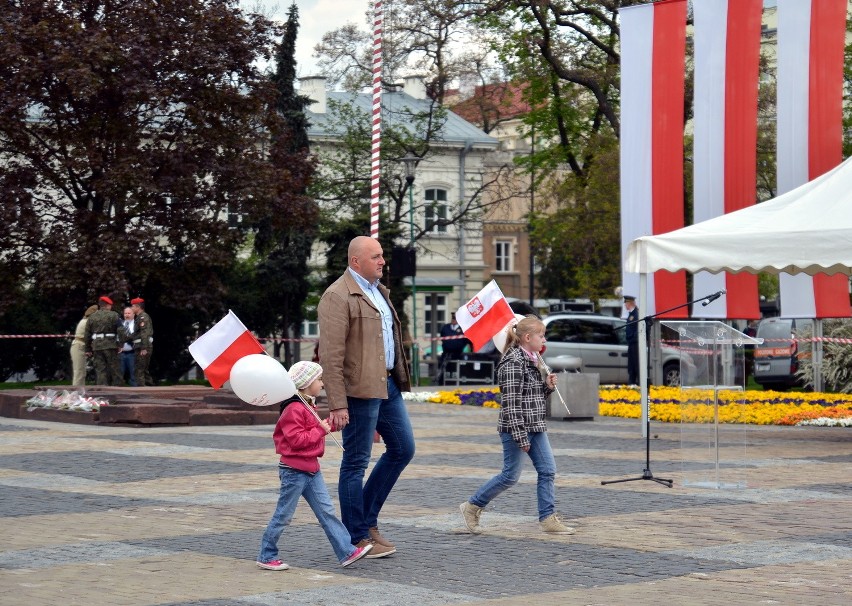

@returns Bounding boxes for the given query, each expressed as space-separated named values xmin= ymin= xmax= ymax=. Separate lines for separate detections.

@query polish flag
xmin=455 ymin=281 xmax=516 ymax=353
xmin=691 ymin=0 xmax=763 ymax=320
xmin=619 ymin=0 xmax=688 ymax=317
xmin=188 ymin=311 xmax=266 ymax=389
xmin=777 ymin=0 xmax=850 ymax=319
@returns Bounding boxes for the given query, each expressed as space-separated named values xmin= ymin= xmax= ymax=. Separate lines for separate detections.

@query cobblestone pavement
xmin=1 ymin=401 xmax=850 ymax=606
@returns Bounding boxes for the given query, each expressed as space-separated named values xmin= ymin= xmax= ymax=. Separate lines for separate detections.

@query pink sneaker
xmin=340 ymin=543 xmax=373 ymax=567
xmin=257 ymin=559 xmax=289 ymax=571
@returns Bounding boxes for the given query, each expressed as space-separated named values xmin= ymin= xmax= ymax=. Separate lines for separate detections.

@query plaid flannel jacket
xmin=496 ymin=346 xmax=554 ymax=449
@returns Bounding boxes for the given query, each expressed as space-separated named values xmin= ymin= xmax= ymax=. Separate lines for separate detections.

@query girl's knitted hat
xmin=289 ymin=361 xmax=323 ymax=390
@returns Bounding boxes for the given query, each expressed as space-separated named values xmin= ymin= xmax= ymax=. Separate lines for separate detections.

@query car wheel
xmin=663 ymin=362 xmax=680 ymax=387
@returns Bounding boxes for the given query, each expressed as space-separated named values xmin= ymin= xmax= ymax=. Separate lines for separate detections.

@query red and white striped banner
xmin=0 ymin=334 xmax=74 ymax=339
xmin=619 ymin=0 xmax=688 ymax=317
xmin=777 ymin=0 xmax=850 ymax=319
xmin=369 ymin=1 xmax=383 ymax=238
xmin=691 ymin=0 xmax=762 ymax=320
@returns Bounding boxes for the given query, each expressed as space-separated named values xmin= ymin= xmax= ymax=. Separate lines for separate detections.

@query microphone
xmin=701 ymin=289 xmax=726 ymax=306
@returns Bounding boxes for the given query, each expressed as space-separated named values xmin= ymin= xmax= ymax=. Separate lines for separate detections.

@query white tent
xmin=626 ymin=155 xmax=852 ymax=277
xmin=624 ymin=155 xmax=852 ymax=429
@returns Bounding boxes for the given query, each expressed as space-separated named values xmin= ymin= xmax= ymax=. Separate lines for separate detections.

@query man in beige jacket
xmin=318 ymin=236 xmax=414 ymax=560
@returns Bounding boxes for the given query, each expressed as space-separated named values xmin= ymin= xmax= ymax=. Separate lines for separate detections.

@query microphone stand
xmin=601 ymin=290 xmax=725 ymax=488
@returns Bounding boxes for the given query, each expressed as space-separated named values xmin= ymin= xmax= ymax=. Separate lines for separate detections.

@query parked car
xmin=753 ymin=317 xmax=812 ymax=391
xmin=541 ymin=313 xmax=688 ymax=385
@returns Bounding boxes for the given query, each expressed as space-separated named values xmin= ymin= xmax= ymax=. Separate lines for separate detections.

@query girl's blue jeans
xmin=470 ymin=431 xmax=557 ymax=521
xmin=259 ymin=466 xmax=355 ymax=563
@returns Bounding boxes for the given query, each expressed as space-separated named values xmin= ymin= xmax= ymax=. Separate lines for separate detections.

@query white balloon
xmin=491 ymin=313 xmax=527 ymax=354
xmin=229 ymin=354 xmax=296 ymax=406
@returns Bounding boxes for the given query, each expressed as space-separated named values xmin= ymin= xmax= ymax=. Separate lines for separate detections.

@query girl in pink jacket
xmin=257 ymin=362 xmax=372 ymax=570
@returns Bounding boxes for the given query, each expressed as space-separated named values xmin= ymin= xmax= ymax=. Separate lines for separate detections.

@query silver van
xmin=753 ymin=317 xmax=811 ymax=390
xmin=541 ymin=313 xmax=686 ymax=385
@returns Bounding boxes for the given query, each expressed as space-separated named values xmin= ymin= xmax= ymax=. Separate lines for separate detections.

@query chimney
xmin=403 ymin=75 xmax=426 ymax=100
xmin=299 ymin=76 xmax=327 ymax=113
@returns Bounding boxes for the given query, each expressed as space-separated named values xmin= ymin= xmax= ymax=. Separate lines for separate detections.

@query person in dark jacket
xmin=624 ymin=295 xmax=640 ymax=385
xmin=84 ymin=296 xmax=122 ymax=385
xmin=437 ymin=312 xmax=470 ymax=384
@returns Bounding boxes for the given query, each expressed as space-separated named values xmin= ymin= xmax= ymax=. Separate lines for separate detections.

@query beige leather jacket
xmin=317 ymin=270 xmax=411 ymax=410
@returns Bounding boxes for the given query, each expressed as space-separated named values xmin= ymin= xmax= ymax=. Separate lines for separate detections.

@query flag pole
xmin=295 ymin=393 xmax=345 ymax=451
xmin=537 ymin=353 xmax=571 ymax=416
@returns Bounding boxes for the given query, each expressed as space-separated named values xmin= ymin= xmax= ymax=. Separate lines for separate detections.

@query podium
xmin=661 ymin=321 xmax=762 ymax=489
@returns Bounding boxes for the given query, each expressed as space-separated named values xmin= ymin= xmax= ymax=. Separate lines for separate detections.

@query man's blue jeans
xmin=120 ymin=351 xmax=137 ymax=386
xmin=338 ymin=375 xmax=415 ymax=543
xmin=470 ymin=431 xmax=557 ymax=521
xmin=258 ymin=466 xmax=355 ymax=563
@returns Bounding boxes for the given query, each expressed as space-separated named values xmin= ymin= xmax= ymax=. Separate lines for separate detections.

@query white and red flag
xmin=619 ymin=0 xmax=688 ymax=317
xmin=188 ymin=311 xmax=266 ymax=389
xmin=777 ymin=0 xmax=850 ymax=319
xmin=455 ymin=281 xmax=515 ymax=353
xmin=691 ymin=0 xmax=763 ymax=320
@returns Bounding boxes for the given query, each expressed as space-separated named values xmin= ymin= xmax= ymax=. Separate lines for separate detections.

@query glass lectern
xmin=661 ymin=321 xmax=762 ymax=489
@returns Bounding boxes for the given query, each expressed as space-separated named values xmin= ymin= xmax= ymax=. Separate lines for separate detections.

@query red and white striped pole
xmin=369 ymin=1 xmax=383 ymax=238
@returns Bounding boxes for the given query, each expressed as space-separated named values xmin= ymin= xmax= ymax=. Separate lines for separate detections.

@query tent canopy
xmin=625 ymin=156 xmax=852 ymax=277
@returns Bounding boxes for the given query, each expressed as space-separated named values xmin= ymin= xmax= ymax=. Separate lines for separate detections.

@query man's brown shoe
xmin=368 ymin=527 xmax=395 ymax=548
xmin=355 ymin=538 xmax=396 ymax=558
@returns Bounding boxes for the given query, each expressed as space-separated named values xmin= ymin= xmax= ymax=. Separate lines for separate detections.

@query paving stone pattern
xmin=0 ymin=402 xmax=850 ymax=605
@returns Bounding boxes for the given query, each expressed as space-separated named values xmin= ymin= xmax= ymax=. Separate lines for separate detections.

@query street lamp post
xmin=401 ymin=151 xmax=419 ymax=386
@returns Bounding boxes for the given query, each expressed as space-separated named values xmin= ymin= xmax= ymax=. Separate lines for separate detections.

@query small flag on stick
xmin=189 ymin=311 xmax=265 ymax=389
xmin=455 ymin=281 xmax=516 ymax=352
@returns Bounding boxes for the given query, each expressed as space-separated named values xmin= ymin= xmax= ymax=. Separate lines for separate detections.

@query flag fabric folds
xmin=691 ymin=0 xmax=762 ymax=320
xmin=455 ymin=281 xmax=516 ymax=353
xmin=619 ymin=0 xmax=688 ymax=317
xmin=777 ymin=0 xmax=850 ymax=319
xmin=188 ymin=311 xmax=266 ymax=389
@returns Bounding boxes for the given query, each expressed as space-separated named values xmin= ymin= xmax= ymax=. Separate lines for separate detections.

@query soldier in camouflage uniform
xmin=85 ymin=296 xmax=122 ymax=386
xmin=131 ymin=297 xmax=155 ymax=386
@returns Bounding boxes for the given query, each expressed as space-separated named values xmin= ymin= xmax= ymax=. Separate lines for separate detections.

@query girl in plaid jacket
xmin=459 ymin=315 xmax=575 ymax=535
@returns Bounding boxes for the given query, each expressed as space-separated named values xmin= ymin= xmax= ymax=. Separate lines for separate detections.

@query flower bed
xmin=404 ymin=386 xmax=852 ymax=427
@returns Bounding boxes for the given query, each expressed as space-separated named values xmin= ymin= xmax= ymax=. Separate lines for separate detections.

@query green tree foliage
xmin=796 ymin=319 xmax=852 ymax=393
xmin=0 ymin=0 xmax=315 ymax=380
xmin=531 ymin=135 xmax=620 ymax=300
xmin=475 ymin=1 xmax=624 ymax=298
xmin=249 ymin=2 xmax=318 ymax=365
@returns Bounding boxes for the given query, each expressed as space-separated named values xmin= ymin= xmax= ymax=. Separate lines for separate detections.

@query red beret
xmin=99 ymin=296 xmax=113 ymax=305
xmin=131 ymin=297 xmax=145 ymax=305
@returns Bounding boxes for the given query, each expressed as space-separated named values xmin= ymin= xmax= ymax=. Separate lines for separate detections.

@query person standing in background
xmin=119 ymin=307 xmax=137 ymax=386
xmin=70 ymin=305 xmax=98 ymax=386
xmin=437 ymin=312 xmax=470 ymax=385
xmin=131 ymin=297 xmax=154 ymax=386
xmin=624 ymin=295 xmax=639 ymax=385
xmin=85 ymin=296 xmax=122 ymax=386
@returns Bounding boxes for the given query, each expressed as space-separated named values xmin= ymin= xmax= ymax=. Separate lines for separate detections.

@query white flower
xmin=796 ymin=416 xmax=852 ymax=427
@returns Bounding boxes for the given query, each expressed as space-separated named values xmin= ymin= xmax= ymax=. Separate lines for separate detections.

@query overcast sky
xmin=246 ymin=0 xmax=370 ymax=78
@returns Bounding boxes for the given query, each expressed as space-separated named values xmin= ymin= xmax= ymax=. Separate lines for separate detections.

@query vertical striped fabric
xmin=777 ymin=0 xmax=850 ymax=319
xmin=620 ymin=0 xmax=688 ymax=317
xmin=691 ymin=0 xmax=763 ymax=320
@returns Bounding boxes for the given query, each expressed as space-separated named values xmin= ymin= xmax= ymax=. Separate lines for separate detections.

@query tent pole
xmin=639 ymin=272 xmax=649 ymax=439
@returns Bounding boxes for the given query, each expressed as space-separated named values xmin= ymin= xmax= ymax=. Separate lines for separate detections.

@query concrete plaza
xmin=1 ymin=400 xmax=850 ymax=605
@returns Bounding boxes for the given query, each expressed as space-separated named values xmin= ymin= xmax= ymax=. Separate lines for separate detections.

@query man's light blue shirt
xmin=349 ymin=268 xmax=395 ymax=370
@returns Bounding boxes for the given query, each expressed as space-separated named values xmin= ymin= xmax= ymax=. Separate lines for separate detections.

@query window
xmin=424 ymin=188 xmax=448 ymax=233
xmin=424 ymin=293 xmax=448 ymax=335
xmin=301 ymin=319 xmax=319 ymax=338
xmin=495 ymin=240 xmax=513 ymax=272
